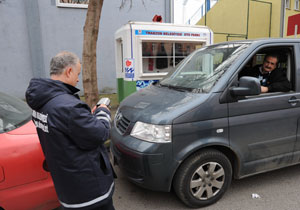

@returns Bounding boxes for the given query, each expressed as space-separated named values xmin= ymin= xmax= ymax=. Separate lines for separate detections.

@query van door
xmin=291 ymin=43 xmax=300 ymax=163
xmin=228 ymin=45 xmax=300 ymax=177
xmin=228 ymin=93 xmax=300 ymax=176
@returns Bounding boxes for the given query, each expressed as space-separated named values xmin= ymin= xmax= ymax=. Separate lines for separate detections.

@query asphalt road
xmin=112 ymin=164 xmax=300 ymax=210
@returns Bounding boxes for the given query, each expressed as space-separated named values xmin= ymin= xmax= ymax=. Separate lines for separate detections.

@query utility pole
xmin=280 ymin=0 xmax=286 ymax=37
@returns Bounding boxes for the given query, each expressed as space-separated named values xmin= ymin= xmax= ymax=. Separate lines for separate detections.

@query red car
xmin=0 ymin=92 xmax=59 ymax=210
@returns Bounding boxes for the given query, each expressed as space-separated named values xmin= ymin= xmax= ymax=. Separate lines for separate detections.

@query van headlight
xmin=130 ymin=121 xmax=172 ymax=143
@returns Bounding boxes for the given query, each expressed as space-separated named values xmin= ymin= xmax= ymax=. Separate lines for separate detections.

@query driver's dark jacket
xmin=240 ymin=65 xmax=291 ymax=92
xmin=25 ymin=78 xmax=114 ymax=210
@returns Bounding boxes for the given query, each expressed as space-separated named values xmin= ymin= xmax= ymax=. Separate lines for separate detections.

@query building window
xmin=295 ymin=0 xmax=299 ymax=10
xmin=141 ymin=41 xmax=204 ymax=74
xmin=286 ymin=0 xmax=291 ymax=9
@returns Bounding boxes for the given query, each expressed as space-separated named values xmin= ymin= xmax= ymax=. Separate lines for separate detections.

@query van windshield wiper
xmin=160 ymin=84 xmax=193 ymax=92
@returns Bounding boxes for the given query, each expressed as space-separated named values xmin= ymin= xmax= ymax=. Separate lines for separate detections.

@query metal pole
xmin=295 ymin=25 xmax=298 ymax=37
xmin=205 ymin=0 xmax=207 ymax=25
xmin=246 ymin=0 xmax=250 ymax=39
xmin=170 ymin=0 xmax=174 ymax=23
xmin=269 ymin=4 xmax=272 ymax=37
xmin=280 ymin=0 xmax=286 ymax=37
xmin=269 ymin=3 xmax=272 ymax=37
xmin=24 ymin=0 xmax=45 ymax=78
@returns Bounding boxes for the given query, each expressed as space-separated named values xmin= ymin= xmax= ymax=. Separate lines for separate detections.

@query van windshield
xmin=160 ymin=43 xmax=250 ymax=93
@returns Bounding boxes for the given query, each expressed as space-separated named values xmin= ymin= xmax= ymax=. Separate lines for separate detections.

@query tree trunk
xmin=82 ymin=0 xmax=104 ymax=108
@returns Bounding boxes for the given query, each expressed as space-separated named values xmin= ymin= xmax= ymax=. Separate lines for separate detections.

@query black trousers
xmin=61 ymin=199 xmax=115 ymax=210
xmin=90 ymin=199 xmax=115 ymax=210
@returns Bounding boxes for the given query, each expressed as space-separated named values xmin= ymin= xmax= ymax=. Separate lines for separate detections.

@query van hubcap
xmin=190 ymin=162 xmax=225 ymax=200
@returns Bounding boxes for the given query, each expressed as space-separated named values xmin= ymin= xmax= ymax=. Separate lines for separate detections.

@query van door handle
xmin=288 ymin=97 xmax=300 ymax=104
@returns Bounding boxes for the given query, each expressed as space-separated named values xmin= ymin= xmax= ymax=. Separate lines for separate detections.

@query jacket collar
xmin=62 ymin=82 xmax=80 ymax=95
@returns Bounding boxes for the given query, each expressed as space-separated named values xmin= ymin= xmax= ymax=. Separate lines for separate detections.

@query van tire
xmin=173 ymin=149 xmax=232 ymax=208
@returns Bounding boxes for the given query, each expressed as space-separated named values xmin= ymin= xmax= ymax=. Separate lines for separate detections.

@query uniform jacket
xmin=240 ymin=65 xmax=291 ymax=92
xmin=25 ymin=78 xmax=114 ymax=210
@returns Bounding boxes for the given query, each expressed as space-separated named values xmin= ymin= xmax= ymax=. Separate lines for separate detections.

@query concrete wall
xmin=197 ymin=0 xmax=285 ymax=43
xmin=198 ymin=0 xmax=248 ymax=43
xmin=0 ymin=1 xmax=34 ymax=98
xmin=0 ymin=0 xmax=169 ymax=98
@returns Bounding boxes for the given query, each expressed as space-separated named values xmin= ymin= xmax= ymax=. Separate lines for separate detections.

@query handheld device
xmin=96 ymin=97 xmax=111 ymax=107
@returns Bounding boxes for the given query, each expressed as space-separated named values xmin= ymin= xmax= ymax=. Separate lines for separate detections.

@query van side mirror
xmin=230 ymin=76 xmax=261 ymax=96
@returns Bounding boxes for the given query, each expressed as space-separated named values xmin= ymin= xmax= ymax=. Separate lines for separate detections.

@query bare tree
xmin=82 ymin=0 xmax=147 ymax=108
xmin=82 ymin=0 xmax=103 ymax=108
xmin=119 ymin=0 xmax=145 ymax=9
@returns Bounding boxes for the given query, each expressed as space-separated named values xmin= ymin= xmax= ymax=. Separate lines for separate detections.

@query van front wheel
xmin=173 ymin=149 xmax=232 ymax=208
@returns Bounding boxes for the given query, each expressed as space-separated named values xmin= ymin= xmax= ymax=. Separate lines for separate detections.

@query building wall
xmin=198 ymin=0 xmax=248 ymax=43
xmin=248 ymin=0 xmax=282 ymax=39
xmin=0 ymin=0 xmax=168 ymax=98
xmin=0 ymin=1 xmax=33 ymax=98
xmin=197 ymin=0 xmax=285 ymax=43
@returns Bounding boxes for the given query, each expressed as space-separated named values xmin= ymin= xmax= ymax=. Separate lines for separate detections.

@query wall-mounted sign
xmin=124 ymin=58 xmax=135 ymax=81
xmin=287 ymin=14 xmax=300 ymax=36
xmin=135 ymin=30 xmax=207 ymax=38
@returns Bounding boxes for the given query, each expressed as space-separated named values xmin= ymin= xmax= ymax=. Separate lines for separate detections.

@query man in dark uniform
xmin=26 ymin=51 xmax=115 ymax=210
xmin=241 ymin=54 xmax=291 ymax=93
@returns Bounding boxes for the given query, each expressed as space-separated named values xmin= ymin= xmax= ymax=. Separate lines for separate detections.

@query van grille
xmin=115 ymin=112 xmax=131 ymax=135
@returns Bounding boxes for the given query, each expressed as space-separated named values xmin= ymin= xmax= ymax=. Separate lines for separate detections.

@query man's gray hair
xmin=50 ymin=51 xmax=80 ymax=75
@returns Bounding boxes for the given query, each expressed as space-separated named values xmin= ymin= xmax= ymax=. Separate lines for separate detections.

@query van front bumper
xmin=110 ymin=127 xmax=175 ymax=192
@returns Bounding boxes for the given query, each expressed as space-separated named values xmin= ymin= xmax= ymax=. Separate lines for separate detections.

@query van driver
xmin=240 ymin=54 xmax=291 ymax=93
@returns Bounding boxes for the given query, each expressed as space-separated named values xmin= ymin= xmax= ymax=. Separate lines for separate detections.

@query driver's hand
xmin=261 ymin=86 xmax=269 ymax=93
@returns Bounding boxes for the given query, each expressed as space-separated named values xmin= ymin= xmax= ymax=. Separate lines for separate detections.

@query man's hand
xmin=261 ymin=86 xmax=269 ymax=93
xmin=91 ymin=104 xmax=110 ymax=113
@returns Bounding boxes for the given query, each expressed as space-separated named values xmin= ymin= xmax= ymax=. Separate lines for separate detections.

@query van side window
xmin=238 ymin=47 xmax=295 ymax=95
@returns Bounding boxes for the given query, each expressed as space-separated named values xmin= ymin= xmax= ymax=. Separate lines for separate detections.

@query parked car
xmin=0 ymin=92 xmax=59 ymax=210
xmin=111 ymin=38 xmax=300 ymax=208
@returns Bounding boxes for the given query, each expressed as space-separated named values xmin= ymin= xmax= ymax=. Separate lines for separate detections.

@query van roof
xmin=216 ymin=38 xmax=300 ymax=45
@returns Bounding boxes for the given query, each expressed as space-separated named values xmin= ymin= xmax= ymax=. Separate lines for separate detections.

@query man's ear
xmin=65 ymin=67 xmax=73 ymax=78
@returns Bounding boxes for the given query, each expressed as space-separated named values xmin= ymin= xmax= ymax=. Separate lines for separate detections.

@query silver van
xmin=110 ymin=38 xmax=300 ymax=207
